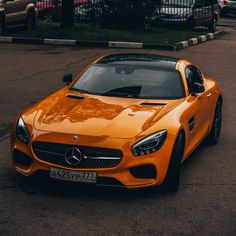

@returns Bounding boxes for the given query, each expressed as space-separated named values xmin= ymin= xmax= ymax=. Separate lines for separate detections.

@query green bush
xmin=83 ymin=0 xmax=162 ymax=30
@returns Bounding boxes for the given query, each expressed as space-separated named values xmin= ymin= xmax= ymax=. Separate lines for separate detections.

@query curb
xmin=0 ymin=30 xmax=226 ymax=51
xmin=175 ymin=30 xmax=226 ymax=50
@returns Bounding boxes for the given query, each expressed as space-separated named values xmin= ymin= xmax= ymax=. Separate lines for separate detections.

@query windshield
xmin=163 ymin=0 xmax=194 ymax=7
xmin=71 ymin=64 xmax=185 ymax=100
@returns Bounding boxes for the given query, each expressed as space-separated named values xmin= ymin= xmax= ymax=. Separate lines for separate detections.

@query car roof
xmin=96 ymin=54 xmax=180 ymax=70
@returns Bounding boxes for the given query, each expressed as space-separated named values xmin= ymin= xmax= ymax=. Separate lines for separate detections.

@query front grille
xmin=32 ymin=142 xmax=123 ymax=169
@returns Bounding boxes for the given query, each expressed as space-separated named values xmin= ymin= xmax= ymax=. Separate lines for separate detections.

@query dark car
xmin=159 ymin=0 xmax=220 ymax=31
xmin=0 ymin=0 xmax=37 ymax=34
xmin=37 ymin=0 xmax=86 ymax=21
xmin=218 ymin=0 xmax=236 ymax=16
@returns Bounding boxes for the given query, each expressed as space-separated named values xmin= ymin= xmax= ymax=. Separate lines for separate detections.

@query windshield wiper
xmin=102 ymin=86 xmax=142 ymax=98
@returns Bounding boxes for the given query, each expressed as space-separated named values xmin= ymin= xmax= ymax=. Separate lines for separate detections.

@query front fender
xmin=26 ymin=3 xmax=36 ymax=14
xmin=0 ymin=7 xmax=5 ymax=16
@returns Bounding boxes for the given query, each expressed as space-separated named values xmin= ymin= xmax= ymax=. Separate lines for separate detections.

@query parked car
xmin=0 ymin=0 xmax=38 ymax=34
xmin=11 ymin=53 xmax=223 ymax=192
xmin=37 ymin=0 xmax=86 ymax=21
xmin=159 ymin=0 xmax=220 ymax=32
xmin=218 ymin=0 xmax=236 ymax=15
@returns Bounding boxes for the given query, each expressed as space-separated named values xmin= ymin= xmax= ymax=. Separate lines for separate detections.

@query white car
xmin=159 ymin=0 xmax=219 ymax=32
xmin=218 ymin=0 xmax=236 ymax=15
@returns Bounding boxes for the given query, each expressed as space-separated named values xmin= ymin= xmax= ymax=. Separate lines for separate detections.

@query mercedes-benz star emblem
xmin=64 ymin=147 xmax=83 ymax=166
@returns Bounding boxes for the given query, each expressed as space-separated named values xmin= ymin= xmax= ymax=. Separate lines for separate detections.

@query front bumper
xmin=11 ymin=130 xmax=175 ymax=189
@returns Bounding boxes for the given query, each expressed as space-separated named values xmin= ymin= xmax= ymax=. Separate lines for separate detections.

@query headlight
xmin=16 ymin=117 xmax=30 ymax=144
xmin=131 ymin=130 xmax=167 ymax=156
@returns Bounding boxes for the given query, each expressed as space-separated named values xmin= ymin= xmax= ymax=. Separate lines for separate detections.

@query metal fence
xmin=37 ymin=0 xmax=220 ymax=31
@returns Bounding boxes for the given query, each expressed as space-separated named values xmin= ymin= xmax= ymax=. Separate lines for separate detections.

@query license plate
xmin=50 ymin=168 xmax=97 ymax=183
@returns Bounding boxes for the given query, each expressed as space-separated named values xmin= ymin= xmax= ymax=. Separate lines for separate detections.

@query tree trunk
xmin=61 ymin=0 xmax=75 ymax=28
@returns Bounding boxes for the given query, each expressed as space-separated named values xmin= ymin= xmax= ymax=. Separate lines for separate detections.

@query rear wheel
xmin=25 ymin=10 xmax=35 ymax=31
xmin=160 ymin=132 xmax=184 ymax=192
xmin=187 ymin=17 xmax=195 ymax=30
xmin=0 ymin=15 xmax=5 ymax=35
xmin=206 ymin=98 xmax=222 ymax=144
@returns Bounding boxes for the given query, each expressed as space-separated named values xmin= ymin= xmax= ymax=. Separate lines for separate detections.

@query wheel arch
xmin=218 ymin=94 xmax=223 ymax=104
xmin=26 ymin=4 xmax=36 ymax=15
xmin=177 ymin=128 xmax=186 ymax=161
xmin=208 ymin=93 xmax=223 ymax=135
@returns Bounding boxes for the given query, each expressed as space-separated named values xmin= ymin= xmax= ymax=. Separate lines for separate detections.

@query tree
xmin=83 ymin=0 xmax=162 ymax=30
xmin=61 ymin=0 xmax=75 ymax=28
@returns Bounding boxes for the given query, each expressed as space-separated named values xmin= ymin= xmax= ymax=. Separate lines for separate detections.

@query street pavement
xmin=218 ymin=14 xmax=236 ymax=28
xmin=0 ymin=26 xmax=236 ymax=235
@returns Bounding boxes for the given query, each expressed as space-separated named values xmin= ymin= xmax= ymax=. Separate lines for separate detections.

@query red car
xmin=37 ymin=0 xmax=86 ymax=20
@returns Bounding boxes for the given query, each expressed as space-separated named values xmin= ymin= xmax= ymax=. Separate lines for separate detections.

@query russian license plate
xmin=50 ymin=168 xmax=97 ymax=183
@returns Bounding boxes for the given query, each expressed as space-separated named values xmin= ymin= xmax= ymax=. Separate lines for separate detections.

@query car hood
xmin=161 ymin=7 xmax=192 ymax=15
xmin=33 ymin=88 xmax=182 ymax=139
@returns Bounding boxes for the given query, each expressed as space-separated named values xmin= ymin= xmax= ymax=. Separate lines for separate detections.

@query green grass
xmin=9 ymin=20 xmax=206 ymax=44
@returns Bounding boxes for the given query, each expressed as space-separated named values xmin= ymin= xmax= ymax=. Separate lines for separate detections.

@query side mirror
xmin=192 ymin=82 xmax=205 ymax=95
xmin=63 ymin=73 xmax=72 ymax=85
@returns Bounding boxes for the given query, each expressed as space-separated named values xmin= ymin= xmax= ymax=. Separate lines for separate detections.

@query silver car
xmin=160 ymin=0 xmax=219 ymax=31
xmin=218 ymin=0 xmax=236 ymax=15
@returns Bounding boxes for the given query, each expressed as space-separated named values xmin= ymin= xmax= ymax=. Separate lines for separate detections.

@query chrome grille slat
xmin=32 ymin=142 xmax=123 ymax=169
xmin=33 ymin=149 xmax=64 ymax=157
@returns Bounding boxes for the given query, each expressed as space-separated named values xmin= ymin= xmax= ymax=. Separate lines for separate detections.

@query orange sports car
xmin=11 ymin=54 xmax=223 ymax=192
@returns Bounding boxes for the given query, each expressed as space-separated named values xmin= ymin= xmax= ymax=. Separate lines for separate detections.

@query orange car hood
xmin=33 ymin=88 xmax=181 ymax=139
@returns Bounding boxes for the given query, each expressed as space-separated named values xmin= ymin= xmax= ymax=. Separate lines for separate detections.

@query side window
xmin=205 ymin=0 xmax=214 ymax=7
xmin=185 ymin=66 xmax=204 ymax=94
xmin=194 ymin=0 xmax=204 ymax=8
xmin=192 ymin=66 xmax=204 ymax=84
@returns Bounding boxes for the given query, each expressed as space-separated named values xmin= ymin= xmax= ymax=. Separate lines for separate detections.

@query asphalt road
xmin=0 ymin=28 xmax=236 ymax=235
xmin=218 ymin=14 xmax=236 ymax=28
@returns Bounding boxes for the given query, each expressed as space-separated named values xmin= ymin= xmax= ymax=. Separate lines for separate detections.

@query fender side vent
xmin=188 ymin=117 xmax=195 ymax=131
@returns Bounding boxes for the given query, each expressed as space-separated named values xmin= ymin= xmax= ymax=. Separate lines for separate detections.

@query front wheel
xmin=160 ymin=132 xmax=184 ymax=192
xmin=206 ymin=98 xmax=222 ymax=144
xmin=25 ymin=10 xmax=36 ymax=31
xmin=208 ymin=17 xmax=217 ymax=33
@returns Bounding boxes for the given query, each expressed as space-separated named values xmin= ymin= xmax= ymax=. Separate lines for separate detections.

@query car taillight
xmin=223 ymin=0 xmax=228 ymax=5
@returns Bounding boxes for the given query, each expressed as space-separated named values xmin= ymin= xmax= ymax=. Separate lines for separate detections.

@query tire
xmin=208 ymin=17 xmax=217 ymax=33
xmin=206 ymin=98 xmax=222 ymax=145
xmin=220 ymin=8 xmax=228 ymax=17
xmin=25 ymin=10 xmax=36 ymax=31
xmin=0 ymin=15 xmax=5 ymax=35
xmin=187 ymin=17 xmax=195 ymax=30
xmin=160 ymin=132 xmax=184 ymax=193
xmin=16 ymin=172 xmax=37 ymax=194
